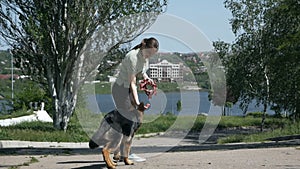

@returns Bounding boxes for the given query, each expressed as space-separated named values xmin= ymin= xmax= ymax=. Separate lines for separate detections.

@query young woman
xmin=112 ymin=37 xmax=159 ymax=162
xmin=112 ymin=37 xmax=159 ymax=113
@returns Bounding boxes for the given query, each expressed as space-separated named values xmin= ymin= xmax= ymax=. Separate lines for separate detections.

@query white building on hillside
xmin=149 ymin=60 xmax=183 ymax=82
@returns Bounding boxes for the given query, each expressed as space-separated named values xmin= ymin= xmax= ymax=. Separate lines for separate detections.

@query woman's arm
xmin=129 ymin=74 xmax=140 ymax=106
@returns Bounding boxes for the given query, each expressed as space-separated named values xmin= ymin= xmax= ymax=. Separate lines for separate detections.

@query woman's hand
xmin=142 ymin=73 xmax=154 ymax=84
xmin=146 ymin=77 xmax=154 ymax=84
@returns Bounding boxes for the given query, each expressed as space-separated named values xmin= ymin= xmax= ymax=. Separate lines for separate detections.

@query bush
xmin=218 ymin=134 xmax=246 ymax=144
xmin=246 ymin=112 xmax=269 ymax=118
xmin=13 ymin=80 xmax=52 ymax=112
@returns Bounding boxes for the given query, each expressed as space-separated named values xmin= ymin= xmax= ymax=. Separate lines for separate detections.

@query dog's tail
xmin=89 ymin=139 xmax=99 ymax=149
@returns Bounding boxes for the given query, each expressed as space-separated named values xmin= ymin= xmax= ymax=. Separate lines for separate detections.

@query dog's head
xmin=135 ymin=102 xmax=150 ymax=122
xmin=137 ymin=102 xmax=150 ymax=113
xmin=134 ymin=102 xmax=149 ymax=131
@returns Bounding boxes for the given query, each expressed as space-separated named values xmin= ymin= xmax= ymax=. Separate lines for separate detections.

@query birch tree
xmin=220 ymin=0 xmax=300 ymax=123
xmin=263 ymin=0 xmax=300 ymax=121
xmin=0 ymin=0 xmax=167 ymax=130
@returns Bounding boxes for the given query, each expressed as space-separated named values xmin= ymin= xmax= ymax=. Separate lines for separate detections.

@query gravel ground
xmin=1 ymin=147 xmax=299 ymax=169
xmin=1 ymin=128 xmax=300 ymax=169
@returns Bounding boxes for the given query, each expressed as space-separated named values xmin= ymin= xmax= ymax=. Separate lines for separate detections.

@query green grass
xmin=0 ymin=121 xmax=89 ymax=142
xmin=137 ymin=114 xmax=177 ymax=134
xmin=0 ymin=109 xmax=90 ymax=142
xmin=218 ymin=121 xmax=300 ymax=144
xmin=0 ymin=109 xmax=34 ymax=120
xmin=0 ymin=108 xmax=298 ymax=144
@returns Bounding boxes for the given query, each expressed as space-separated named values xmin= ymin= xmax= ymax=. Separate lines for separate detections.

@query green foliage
xmin=0 ymin=79 xmax=13 ymax=99
xmin=0 ymin=0 xmax=168 ymax=130
xmin=97 ymin=46 xmax=130 ymax=80
xmin=0 ymin=79 xmax=53 ymax=114
xmin=194 ymin=73 xmax=210 ymax=89
xmin=217 ymin=0 xmax=300 ymax=121
xmin=246 ymin=112 xmax=268 ymax=118
xmin=157 ymin=82 xmax=180 ymax=92
xmin=13 ymin=80 xmax=51 ymax=111
xmin=94 ymin=82 xmax=113 ymax=94
xmin=0 ymin=50 xmax=11 ymax=74
xmin=176 ymin=100 xmax=182 ymax=112
xmin=165 ymin=111 xmax=174 ymax=116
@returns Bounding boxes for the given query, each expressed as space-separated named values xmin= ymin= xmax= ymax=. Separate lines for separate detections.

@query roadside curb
xmin=0 ymin=140 xmax=89 ymax=149
xmin=0 ymin=132 xmax=169 ymax=149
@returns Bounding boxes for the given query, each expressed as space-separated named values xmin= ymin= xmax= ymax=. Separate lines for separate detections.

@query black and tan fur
xmin=89 ymin=103 xmax=146 ymax=169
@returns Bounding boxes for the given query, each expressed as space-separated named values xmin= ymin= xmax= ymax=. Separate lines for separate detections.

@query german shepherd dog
xmin=89 ymin=103 xmax=146 ymax=169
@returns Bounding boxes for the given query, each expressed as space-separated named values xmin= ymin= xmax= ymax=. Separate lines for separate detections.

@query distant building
xmin=108 ymin=75 xmax=117 ymax=83
xmin=0 ymin=74 xmax=19 ymax=80
xmin=149 ymin=60 xmax=183 ymax=82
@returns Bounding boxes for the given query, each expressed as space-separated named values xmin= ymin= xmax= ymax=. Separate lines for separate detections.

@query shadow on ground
xmin=0 ymin=139 xmax=299 ymax=156
xmin=57 ymin=160 xmax=107 ymax=169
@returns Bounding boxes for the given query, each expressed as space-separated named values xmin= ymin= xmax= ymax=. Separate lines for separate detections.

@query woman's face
xmin=142 ymin=48 xmax=158 ymax=58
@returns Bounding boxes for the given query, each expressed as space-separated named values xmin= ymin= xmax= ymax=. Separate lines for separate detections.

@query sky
xmin=134 ymin=0 xmax=235 ymax=53
xmin=0 ymin=0 xmax=235 ymax=53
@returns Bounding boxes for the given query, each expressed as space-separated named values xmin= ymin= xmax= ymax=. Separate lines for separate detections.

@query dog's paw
xmin=124 ymin=157 xmax=134 ymax=165
xmin=113 ymin=153 xmax=121 ymax=161
xmin=111 ymin=161 xmax=118 ymax=166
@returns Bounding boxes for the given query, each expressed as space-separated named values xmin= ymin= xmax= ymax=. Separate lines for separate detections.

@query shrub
xmin=13 ymin=80 xmax=51 ymax=112
xmin=246 ymin=112 xmax=269 ymax=118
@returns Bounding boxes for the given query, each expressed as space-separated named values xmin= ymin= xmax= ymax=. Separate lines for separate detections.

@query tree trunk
xmin=47 ymin=68 xmax=78 ymax=131
xmin=260 ymin=103 xmax=267 ymax=132
xmin=261 ymin=66 xmax=269 ymax=132
xmin=53 ymin=89 xmax=77 ymax=131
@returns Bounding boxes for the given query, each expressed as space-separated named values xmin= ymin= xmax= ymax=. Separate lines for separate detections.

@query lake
xmin=86 ymin=91 xmax=275 ymax=116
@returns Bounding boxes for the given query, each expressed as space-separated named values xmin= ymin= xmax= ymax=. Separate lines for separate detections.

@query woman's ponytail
xmin=132 ymin=37 xmax=159 ymax=50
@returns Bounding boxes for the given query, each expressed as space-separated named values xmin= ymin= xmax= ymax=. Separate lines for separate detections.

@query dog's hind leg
xmin=89 ymin=119 xmax=112 ymax=149
xmin=104 ymin=137 xmax=122 ymax=167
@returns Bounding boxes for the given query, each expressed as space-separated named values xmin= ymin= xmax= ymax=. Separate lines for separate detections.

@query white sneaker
xmin=128 ymin=154 xmax=146 ymax=162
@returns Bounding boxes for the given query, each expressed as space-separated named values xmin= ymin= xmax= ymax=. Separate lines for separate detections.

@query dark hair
xmin=132 ymin=37 xmax=159 ymax=50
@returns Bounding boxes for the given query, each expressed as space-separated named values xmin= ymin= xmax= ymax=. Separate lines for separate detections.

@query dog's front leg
xmin=121 ymin=135 xmax=134 ymax=165
xmin=113 ymin=149 xmax=121 ymax=161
